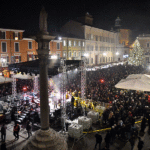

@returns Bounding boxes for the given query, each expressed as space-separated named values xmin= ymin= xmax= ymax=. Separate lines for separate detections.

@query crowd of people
xmin=65 ymin=64 xmax=150 ymax=150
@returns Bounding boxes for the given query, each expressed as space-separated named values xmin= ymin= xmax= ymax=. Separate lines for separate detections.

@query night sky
xmin=0 ymin=0 xmax=150 ymax=38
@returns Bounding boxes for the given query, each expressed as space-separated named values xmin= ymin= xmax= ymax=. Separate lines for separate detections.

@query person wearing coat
xmin=138 ymin=137 xmax=144 ymax=150
xmin=105 ymin=131 xmax=111 ymax=149
xmin=95 ymin=132 xmax=102 ymax=150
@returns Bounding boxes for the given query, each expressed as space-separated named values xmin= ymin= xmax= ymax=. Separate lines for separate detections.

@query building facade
xmin=62 ymin=36 xmax=85 ymax=60
xmin=60 ymin=13 xmax=120 ymax=66
xmin=0 ymin=28 xmax=38 ymax=68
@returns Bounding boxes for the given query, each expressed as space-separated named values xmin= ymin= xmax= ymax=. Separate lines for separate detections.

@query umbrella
xmin=115 ymin=74 xmax=150 ymax=91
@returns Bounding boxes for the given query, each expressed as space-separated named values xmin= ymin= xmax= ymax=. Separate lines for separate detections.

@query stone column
xmin=38 ymin=48 xmax=49 ymax=130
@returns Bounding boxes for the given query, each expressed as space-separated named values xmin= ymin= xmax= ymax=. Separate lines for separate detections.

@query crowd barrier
xmin=83 ymin=120 xmax=143 ymax=134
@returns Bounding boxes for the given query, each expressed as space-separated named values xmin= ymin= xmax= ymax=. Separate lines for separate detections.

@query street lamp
xmin=116 ymin=52 xmax=119 ymax=55
xmin=103 ymin=52 xmax=107 ymax=56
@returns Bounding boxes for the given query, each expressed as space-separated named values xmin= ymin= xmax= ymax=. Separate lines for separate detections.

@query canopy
xmin=13 ymin=73 xmax=33 ymax=79
xmin=115 ymin=74 xmax=150 ymax=91
xmin=0 ymin=76 xmax=13 ymax=84
xmin=8 ymin=59 xmax=81 ymax=76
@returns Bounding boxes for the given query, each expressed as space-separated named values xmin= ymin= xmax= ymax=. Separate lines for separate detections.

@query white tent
xmin=115 ymin=74 xmax=150 ymax=91
xmin=0 ymin=76 xmax=13 ymax=84
xmin=13 ymin=73 xmax=33 ymax=80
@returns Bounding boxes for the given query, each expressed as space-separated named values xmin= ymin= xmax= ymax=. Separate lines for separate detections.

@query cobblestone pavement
xmin=1 ymin=121 xmax=150 ymax=150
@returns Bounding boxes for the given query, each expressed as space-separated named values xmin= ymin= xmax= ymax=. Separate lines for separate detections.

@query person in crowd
xmin=26 ymin=120 xmax=32 ymax=138
xmin=104 ymin=131 xmax=111 ymax=149
xmin=71 ymin=96 xmax=75 ymax=111
xmin=94 ymin=132 xmax=102 ymax=150
xmin=1 ymin=123 xmax=6 ymax=142
xmin=13 ymin=122 xmax=20 ymax=140
xmin=137 ymin=137 xmax=144 ymax=150
xmin=140 ymin=116 xmax=147 ymax=133
xmin=110 ymin=126 xmax=116 ymax=144
xmin=129 ymin=135 xmax=135 ymax=150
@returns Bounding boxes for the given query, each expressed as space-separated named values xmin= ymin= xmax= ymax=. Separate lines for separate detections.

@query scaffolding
xmin=60 ymin=59 xmax=67 ymax=130
xmin=12 ymin=72 xmax=17 ymax=98
xmin=81 ymin=56 xmax=86 ymax=100
xmin=34 ymin=75 xmax=38 ymax=94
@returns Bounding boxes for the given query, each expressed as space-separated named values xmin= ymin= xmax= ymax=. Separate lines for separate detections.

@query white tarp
xmin=13 ymin=73 xmax=33 ymax=79
xmin=115 ymin=74 xmax=150 ymax=91
xmin=0 ymin=76 xmax=13 ymax=84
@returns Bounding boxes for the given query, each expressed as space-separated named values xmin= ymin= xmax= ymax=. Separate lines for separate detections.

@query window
xmin=1 ymin=56 xmax=9 ymax=67
xmin=87 ymin=45 xmax=89 ymax=51
xmin=103 ymin=57 xmax=105 ymax=62
xmin=122 ymin=41 xmax=125 ymax=46
xmin=78 ymin=52 xmax=81 ymax=57
xmin=100 ymin=36 xmax=103 ymax=41
xmin=69 ymin=51 xmax=71 ymax=57
xmin=78 ymin=41 xmax=81 ymax=46
xmin=91 ymin=34 xmax=93 ymax=40
xmin=69 ymin=40 xmax=71 ymax=46
xmin=82 ymin=42 xmax=85 ymax=47
xmin=27 ymin=54 xmax=34 ymax=61
xmin=106 ymin=57 xmax=107 ymax=62
xmin=14 ymin=56 xmax=21 ymax=63
xmin=28 ymin=41 xmax=32 ymax=49
xmin=74 ymin=52 xmax=76 ymax=57
xmin=109 ymin=57 xmax=110 ymax=62
xmin=57 ymin=53 xmax=60 ymax=58
xmin=95 ymin=45 xmax=98 ymax=51
xmin=63 ymin=52 xmax=66 ymax=57
xmin=91 ymin=45 xmax=93 ymax=51
xmin=111 ymin=57 xmax=113 ymax=61
xmin=63 ymin=40 xmax=66 ymax=46
xmin=57 ymin=43 xmax=60 ymax=49
xmin=15 ymin=43 xmax=19 ymax=52
xmin=1 ymin=42 xmax=7 ymax=52
xmin=74 ymin=41 xmax=76 ymax=46
xmin=100 ymin=57 xmax=102 ymax=63
xmin=91 ymin=58 xmax=93 ymax=63
xmin=147 ymin=43 xmax=150 ymax=48
xmin=95 ymin=35 xmax=98 ymax=41
xmin=15 ymin=32 xmax=19 ymax=40
xmin=0 ymin=31 xmax=6 ymax=39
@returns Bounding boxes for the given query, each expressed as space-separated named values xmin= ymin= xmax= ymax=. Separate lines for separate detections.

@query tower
xmin=114 ymin=16 xmax=121 ymax=32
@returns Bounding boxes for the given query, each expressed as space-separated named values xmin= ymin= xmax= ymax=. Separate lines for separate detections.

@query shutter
xmin=27 ymin=54 xmax=29 ymax=61
xmin=13 ymin=32 xmax=15 ymax=39
xmin=7 ymin=56 xmax=9 ymax=63
xmin=19 ymin=56 xmax=21 ymax=62
xmin=18 ymin=33 xmax=20 ymax=40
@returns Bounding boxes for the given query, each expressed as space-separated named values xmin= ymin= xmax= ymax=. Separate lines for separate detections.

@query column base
xmin=22 ymin=128 xmax=68 ymax=150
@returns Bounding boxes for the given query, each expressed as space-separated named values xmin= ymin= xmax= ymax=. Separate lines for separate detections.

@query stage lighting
xmin=100 ymin=79 xmax=104 ymax=83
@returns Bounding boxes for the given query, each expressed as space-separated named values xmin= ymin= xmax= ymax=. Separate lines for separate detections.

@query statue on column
xmin=39 ymin=6 xmax=48 ymax=34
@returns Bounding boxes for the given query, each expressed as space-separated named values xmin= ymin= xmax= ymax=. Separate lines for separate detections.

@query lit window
xmin=82 ymin=42 xmax=85 ymax=47
xmin=28 ymin=41 xmax=32 ymax=49
xmin=78 ymin=41 xmax=81 ymax=46
xmin=57 ymin=43 xmax=60 ymax=49
xmin=69 ymin=40 xmax=71 ymax=46
xmin=74 ymin=41 xmax=76 ymax=46
xmin=15 ymin=32 xmax=18 ymax=40
xmin=63 ymin=40 xmax=66 ymax=46
xmin=1 ymin=42 xmax=7 ymax=52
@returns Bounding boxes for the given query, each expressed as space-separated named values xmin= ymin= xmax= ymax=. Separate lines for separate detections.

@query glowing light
xmin=58 ymin=37 xmax=62 ymax=40
xmin=116 ymin=52 xmax=119 ymax=55
xmin=51 ymin=55 xmax=57 ymax=59
xmin=103 ymin=53 xmax=107 ymax=56
xmin=100 ymin=79 xmax=104 ymax=83
xmin=84 ymin=53 xmax=89 ymax=57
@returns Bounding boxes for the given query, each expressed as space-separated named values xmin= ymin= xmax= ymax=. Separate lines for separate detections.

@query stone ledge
xmin=22 ymin=128 xmax=68 ymax=150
